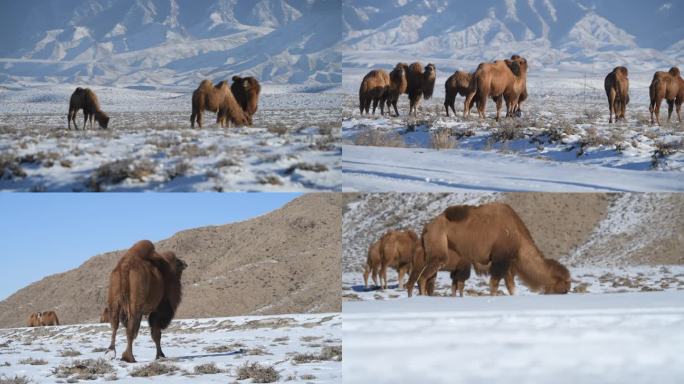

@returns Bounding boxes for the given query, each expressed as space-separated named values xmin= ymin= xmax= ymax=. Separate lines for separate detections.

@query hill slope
xmin=0 ymin=193 xmax=342 ymax=328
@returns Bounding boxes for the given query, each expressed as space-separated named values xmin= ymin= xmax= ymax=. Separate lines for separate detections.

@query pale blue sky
xmin=0 ymin=193 xmax=300 ymax=300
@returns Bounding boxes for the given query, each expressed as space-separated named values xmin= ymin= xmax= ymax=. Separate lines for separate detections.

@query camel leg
xmin=380 ymin=263 xmax=388 ymax=290
xmin=494 ymin=95 xmax=503 ymax=122
xmin=667 ymin=100 xmax=674 ymax=122
xmin=372 ymin=264 xmax=380 ymax=287
xmin=489 ymin=278 xmax=501 ymax=296
xmin=397 ymin=266 xmax=407 ymax=289
xmin=363 ymin=266 xmax=369 ymax=288
xmin=676 ymin=101 xmax=682 ymax=123
xmin=504 ymin=269 xmax=516 ymax=296
xmin=458 ymin=280 xmax=465 ymax=297
xmin=191 ymin=109 xmax=196 ymax=128
xmin=197 ymin=111 xmax=203 ymax=128
xmin=107 ymin=308 xmax=119 ymax=357
xmin=451 ymin=277 xmax=458 ymax=297
xmin=151 ymin=324 xmax=165 ymax=360
xmin=83 ymin=112 xmax=88 ymax=130
xmin=121 ymin=313 xmax=141 ymax=363
xmin=371 ymin=98 xmax=379 ymax=115
xmin=477 ymin=93 xmax=487 ymax=119
xmin=426 ymin=274 xmax=436 ymax=296
xmin=654 ymin=99 xmax=662 ymax=126
xmin=608 ymin=91 xmax=615 ymax=123
xmin=444 ymin=102 xmax=450 ymax=117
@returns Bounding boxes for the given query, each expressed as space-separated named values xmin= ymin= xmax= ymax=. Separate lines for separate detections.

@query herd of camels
xmin=26 ymin=240 xmax=187 ymax=364
xmin=363 ymin=202 xmax=572 ymax=297
xmin=66 ymin=76 xmax=261 ymax=130
xmin=359 ymin=55 xmax=684 ymax=126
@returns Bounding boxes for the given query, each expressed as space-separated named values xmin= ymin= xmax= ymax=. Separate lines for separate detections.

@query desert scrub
xmin=193 ymin=362 xmax=224 ymax=375
xmin=235 ymin=362 xmax=280 ymax=383
xmin=285 ymin=162 xmax=328 ymax=174
xmin=651 ymin=139 xmax=683 ymax=169
xmin=266 ymin=123 xmax=289 ymax=136
xmin=18 ymin=357 xmax=47 ymax=365
xmin=204 ymin=342 xmax=245 ymax=353
xmin=87 ymin=158 xmax=156 ymax=190
xmin=129 ymin=361 xmax=180 ymax=377
xmin=354 ymin=130 xmax=405 ymax=147
xmin=59 ymin=348 xmax=82 ymax=357
xmin=292 ymin=345 xmax=342 ymax=364
xmin=490 ymin=120 xmax=526 ymax=142
xmin=0 ymin=375 xmax=31 ymax=384
xmin=257 ymin=175 xmax=283 ymax=186
xmin=167 ymin=161 xmax=191 ymax=180
xmin=54 ymin=358 xmax=114 ymax=380
xmin=0 ymin=154 xmax=27 ymax=180
xmin=430 ymin=128 xmax=456 ymax=150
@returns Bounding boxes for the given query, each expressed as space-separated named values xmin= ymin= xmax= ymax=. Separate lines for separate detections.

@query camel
xmin=191 ymin=80 xmax=249 ymax=128
xmin=379 ymin=229 xmax=419 ymax=289
xmin=604 ymin=66 xmax=630 ymax=123
xmin=406 ymin=62 xmax=437 ymax=116
xmin=100 ymin=307 xmax=110 ymax=323
xmin=106 ymin=240 xmax=187 ymax=363
xmin=444 ymin=71 xmax=472 ymax=117
xmin=649 ymin=67 xmax=684 ymax=126
xmin=386 ymin=63 xmax=408 ymax=116
xmin=509 ymin=55 xmax=528 ymax=116
xmin=464 ymin=57 xmax=528 ymax=121
xmin=27 ymin=312 xmax=41 ymax=327
xmin=363 ymin=237 xmax=383 ymax=288
xmin=40 ymin=311 xmax=60 ymax=326
xmin=410 ymin=242 xmax=472 ymax=297
xmin=405 ymin=203 xmax=571 ymax=297
xmin=68 ymin=87 xmax=109 ymax=130
xmin=359 ymin=69 xmax=390 ymax=115
xmin=228 ymin=75 xmax=261 ymax=125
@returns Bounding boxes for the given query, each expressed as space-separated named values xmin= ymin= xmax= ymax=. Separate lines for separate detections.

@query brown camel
xmin=68 ymin=87 xmax=109 ymax=130
xmin=411 ymin=242 xmax=472 ymax=297
xmin=386 ymin=63 xmax=408 ymax=116
xmin=100 ymin=307 xmax=110 ymax=323
xmin=41 ymin=311 xmax=60 ymax=326
xmin=464 ymin=57 xmax=528 ymax=121
xmin=379 ymin=229 xmax=419 ymax=289
xmin=363 ymin=237 xmax=383 ymax=288
xmin=444 ymin=71 xmax=472 ymax=117
xmin=228 ymin=75 xmax=261 ymax=125
xmin=406 ymin=62 xmax=437 ymax=116
xmin=406 ymin=203 xmax=571 ymax=297
xmin=106 ymin=240 xmax=187 ymax=363
xmin=604 ymin=66 xmax=630 ymax=123
xmin=359 ymin=69 xmax=390 ymax=115
xmin=191 ymin=80 xmax=249 ymax=128
xmin=649 ymin=67 xmax=684 ymax=126
xmin=27 ymin=312 xmax=41 ymax=327
xmin=509 ymin=55 xmax=528 ymax=115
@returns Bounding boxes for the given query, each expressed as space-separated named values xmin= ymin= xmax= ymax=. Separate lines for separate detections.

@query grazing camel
xmin=68 ymin=87 xmax=109 ymax=129
xmin=604 ymin=66 xmax=630 ymax=123
xmin=649 ymin=67 xmax=684 ymax=126
xmin=464 ymin=57 xmax=528 ymax=121
xmin=379 ymin=229 xmax=419 ymax=289
xmin=191 ymin=80 xmax=249 ymax=128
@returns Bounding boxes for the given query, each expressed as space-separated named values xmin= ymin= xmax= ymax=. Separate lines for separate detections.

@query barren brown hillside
xmin=0 ymin=193 xmax=342 ymax=329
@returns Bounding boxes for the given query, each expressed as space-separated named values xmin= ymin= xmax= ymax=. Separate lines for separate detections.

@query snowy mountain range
xmin=342 ymin=0 xmax=683 ymax=71
xmin=0 ymin=0 xmax=341 ymax=89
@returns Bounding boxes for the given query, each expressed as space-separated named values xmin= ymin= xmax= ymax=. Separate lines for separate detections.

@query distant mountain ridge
xmin=0 ymin=0 xmax=341 ymax=88
xmin=342 ymin=0 xmax=683 ymax=70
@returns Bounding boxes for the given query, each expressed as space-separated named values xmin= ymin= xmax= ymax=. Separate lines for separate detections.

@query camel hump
xmin=669 ymin=67 xmax=681 ymax=77
xmin=405 ymin=230 xmax=418 ymax=242
xmin=198 ymin=79 xmax=213 ymax=90
xmin=444 ymin=205 xmax=472 ymax=222
xmin=127 ymin=240 xmax=156 ymax=260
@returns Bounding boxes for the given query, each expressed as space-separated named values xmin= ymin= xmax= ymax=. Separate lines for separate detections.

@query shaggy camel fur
xmin=379 ymin=229 xmax=419 ymax=289
xmin=464 ymin=58 xmax=528 ymax=121
xmin=386 ymin=63 xmax=408 ymax=116
xmin=107 ymin=240 xmax=187 ymax=363
xmin=411 ymin=243 xmax=472 ymax=297
xmin=68 ymin=87 xmax=109 ymax=130
xmin=406 ymin=203 xmax=571 ymax=297
xmin=363 ymin=237 xmax=383 ymax=288
xmin=40 ymin=311 xmax=60 ymax=326
xmin=359 ymin=69 xmax=390 ymax=115
xmin=604 ymin=66 xmax=630 ymax=123
xmin=226 ymin=75 xmax=261 ymax=125
xmin=191 ymin=80 xmax=249 ymax=128
xmin=649 ymin=67 xmax=684 ymax=126
xmin=27 ymin=313 xmax=41 ymax=327
xmin=444 ymin=71 xmax=472 ymax=117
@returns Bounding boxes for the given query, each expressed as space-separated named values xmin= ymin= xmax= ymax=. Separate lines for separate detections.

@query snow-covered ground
xmin=342 ymin=71 xmax=684 ymax=192
xmin=0 ymin=85 xmax=341 ymax=191
xmin=343 ymin=291 xmax=684 ymax=384
xmin=0 ymin=312 xmax=341 ymax=383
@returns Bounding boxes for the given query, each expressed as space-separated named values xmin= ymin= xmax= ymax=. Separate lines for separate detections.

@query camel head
xmin=425 ymin=63 xmax=436 ymax=75
xmin=669 ymin=67 xmax=681 ymax=78
xmin=544 ymin=259 xmax=571 ymax=294
xmin=95 ymin=111 xmax=110 ymax=129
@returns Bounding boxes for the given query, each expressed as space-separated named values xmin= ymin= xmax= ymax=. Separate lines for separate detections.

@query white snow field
xmin=0 ymin=313 xmax=341 ymax=383
xmin=0 ymin=85 xmax=341 ymax=191
xmin=341 ymin=1 xmax=684 ymax=192
xmin=343 ymin=292 xmax=684 ymax=384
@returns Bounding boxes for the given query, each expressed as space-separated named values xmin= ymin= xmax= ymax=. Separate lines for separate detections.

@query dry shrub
xmin=167 ymin=161 xmax=190 ymax=180
xmin=0 ymin=154 xmax=26 ymax=180
xmin=354 ymin=130 xmax=405 ymax=147
xmin=292 ymin=345 xmax=342 ymax=364
xmin=236 ymin=362 xmax=279 ymax=383
xmin=257 ymin=175 xmax=283 ymax=186
xmin=204 ymin=343 xmax=245 ymax=353
xmin=490 ymin=120 xmax=526 ymax=142
xmin=0 ymin=375 xmax=31 ymax=384
xmin=267 ymin=123 xmax=289 ymax=136
xmin=651 ymin=140 xmax=683 ymax=168
xmin=19 ymin=358 xmax=47 ymax=365
xmin=430 ymin=128 xmax=456 ymax=150
xmin=193 ymin=362 xmax=223 ymax=375
xmin=285 ymin=162 xmax=328 ymax=174
xmin=54 ymin=358 xmax=114 ymax=380
xmin=129 ymin=361 xmax=179 ymax=377
xmin=60 ymin=348 xmax=82 ymax=357
xmin=87 ymin=159 xmax=156 ymax=190
xmin=310 ymin=135 xmax=338 ymax=151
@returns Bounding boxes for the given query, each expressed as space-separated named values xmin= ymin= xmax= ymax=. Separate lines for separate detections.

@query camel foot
xmin=121 ymin=352 xmax=136 ymax=363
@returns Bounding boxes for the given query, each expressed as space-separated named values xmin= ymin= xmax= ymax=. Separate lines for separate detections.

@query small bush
xmin=354 ymin=130 xmax=405 ymax=147
xmin=167 ymin=161 xmax=190 ymax=180
xmin=193 ymin=362 xmax=223 ymax=375
xmin=320 ymin=345 xmax=342 ymax=361
xmin=490 ymin=121 xmax=526 ymax=142
xmin=19 ymin=357 xmax=47 ymax=365
xmin=257 ymin=175 xmax=283 ymax=186
xmin=300 ymin=374 xmax=317 ymax=380
xmin=0 ymin=374 xmax=31 ymax=384
xmin=267 ymin=123 xmax=289 ymax=136
xmin=54 ymin=358 xmax=114 ymax=380
xmin=292 ymin=353 xmax=319 ymax=364
xmin=236 ymin=362 xmax=279 ymax=383
xmin=204 ymin=343 xmax=245 ymax=353
xmin=285 ymin=162 xmax=328 ymax=174
xmin=129 ymin=361 xmax=179 ymax=377
xmin=60 ymin=348 xmax=82 ymax=357
xmin=430 ymin=128 xmax=456 ymax=150
xmin=0 ymin=154 xmax=26 ymax=180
